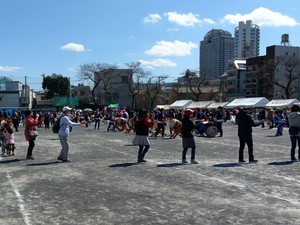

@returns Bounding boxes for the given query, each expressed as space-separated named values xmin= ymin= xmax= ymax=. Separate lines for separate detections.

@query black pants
xmin=182 ymin=147 xmax=196 ymax=160
xmin=238 ymin=135 xmax=254 ymax=161
xmin=138 ymin=145 xmax=150 ymax=161
xmin=27 ymin=139 xmax=35 ymax=157
xmin=154 ymin=123 xmax=165 ymax=137
xmin=290 ymin=136 xmax=300 ymax=159
xmin=94 ymin=119 xmax=100 ymax=129
xmin=216 ymin=122 xmax=223 ymax=137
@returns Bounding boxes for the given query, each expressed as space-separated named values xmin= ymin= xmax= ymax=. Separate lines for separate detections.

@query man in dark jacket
xmin=181 ymin=109 xmax=198 ymax=164
xmin=258 ymin=107 xmax=266 ymax=128
xmin=237 ymin=108 xmax=262 ymax=163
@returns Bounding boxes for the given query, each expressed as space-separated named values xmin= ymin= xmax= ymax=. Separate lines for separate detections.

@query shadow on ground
xmin=157 ymin=163 xmax=186 ymax=168
xmin=0 ymin=159 xmax=22 ymax=164
xmin=213 ymin=162 xmax=241 ymax=168
xmin=109 ymin=162 xmax=138 ymax=168
xmin=268 ymin=161 xmax=295 ymax=166
xmin=26 ymin=161 xmax=61 ymax=166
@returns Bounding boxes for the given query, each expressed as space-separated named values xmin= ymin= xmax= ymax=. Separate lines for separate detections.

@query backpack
xmin=52 ymin=116 xmax=63 ymax=133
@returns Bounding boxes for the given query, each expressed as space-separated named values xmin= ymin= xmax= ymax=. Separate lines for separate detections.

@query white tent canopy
xmin=226 ymin=97 xmax=269 ymax=108
xmin=207 ymin=102 xmax=229 ymax=109
xmin=153 ymin=105 xmax=170 ymax=110
xmin=264 ymin=99 xmax=299 ymax=108
xmin=169 ymin=100 xmax=193 ymax=110
xmin=186 ymin=101 xmax=215 ymax=109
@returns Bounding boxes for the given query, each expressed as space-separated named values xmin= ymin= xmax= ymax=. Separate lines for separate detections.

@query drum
xmin=206 ymin=126 xmax=218 ymax=138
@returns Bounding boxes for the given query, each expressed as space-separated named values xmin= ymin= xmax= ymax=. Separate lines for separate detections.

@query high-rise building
xmin=200 ymin=29 xmax=234 ymax=80
xmin=234 ymin=20 xmax=260 ymax=59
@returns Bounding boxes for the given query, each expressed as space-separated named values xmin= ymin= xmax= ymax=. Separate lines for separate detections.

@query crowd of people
xmin=0 ymin=105 xmax=299 ymax=163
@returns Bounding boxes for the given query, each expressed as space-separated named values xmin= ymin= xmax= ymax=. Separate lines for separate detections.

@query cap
xmin=62 ymin=106 xmax=72 ymax=112
xmin=184 ymin=109 xmax=194 ymax=116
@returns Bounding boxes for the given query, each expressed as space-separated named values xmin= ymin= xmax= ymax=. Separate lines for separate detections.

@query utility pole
xmin=69 ymin=77 xmax=71 ymax=105
xmin=41 ymin=74 xmax=45 ymax=90
xmin=25 ymin=76 xmax=29 ymax=109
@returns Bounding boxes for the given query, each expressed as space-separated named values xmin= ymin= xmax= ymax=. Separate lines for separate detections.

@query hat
xmin=184 ymin=109 xmax=194 ymax=116
xmin=62 ymin=106 xmax=72 ymax=112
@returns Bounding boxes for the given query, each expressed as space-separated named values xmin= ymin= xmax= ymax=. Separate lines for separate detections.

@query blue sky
xmin=0 ymin=0 xmax=299 ymax=91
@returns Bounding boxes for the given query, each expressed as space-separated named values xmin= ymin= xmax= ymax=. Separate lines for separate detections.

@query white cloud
xmin=0 ymin=66 xmax=21 ymax=72
xmin=61 ymin=43 xmax=86 ymax=52
xmin=165 ymin=12 xmax=200 ymax=27
xmin=143 ymin=14 xmax=161 ymax=23
xmin=67 ymin=67 xmax=77 ymax=72
xmin=145 ymin=40 xmax=197 ymax=57
xmin=139 ymin=58 xmax=177 ymax=68
xmin=223 ymin=7 xmax=298 ymax=27
xmin=202 ymin=18 xmax=216 ymax=25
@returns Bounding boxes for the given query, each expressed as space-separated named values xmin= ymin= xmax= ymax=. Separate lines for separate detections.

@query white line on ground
xmin=6 ymin=172 xmax=32 ymax=225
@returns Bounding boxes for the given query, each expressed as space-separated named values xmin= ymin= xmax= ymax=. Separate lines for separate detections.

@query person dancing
xmin=132 ymin=109 xmax=154 ymax=163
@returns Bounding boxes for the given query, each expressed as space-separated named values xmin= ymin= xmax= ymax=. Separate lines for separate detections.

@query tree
xmin=169 ymin=82 xmax=182 ymax=102
xmin=78 ymin=63 xmax=117 ymax=104
xmin=42 ymin=74 xmax=70 ymax=99
xmin=263 ymin=55 xmax=300 ymax=99
xmin=145 ymin=76 xmax=167 ymax=109
xmin=186 ymin=69 xmax=209 ymax=101
xmin=124 ymin=62 xmax=149 ymax=109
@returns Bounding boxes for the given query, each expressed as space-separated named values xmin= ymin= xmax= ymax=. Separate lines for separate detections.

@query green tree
xmin=42 ymin=74 xmax=70 ymax=99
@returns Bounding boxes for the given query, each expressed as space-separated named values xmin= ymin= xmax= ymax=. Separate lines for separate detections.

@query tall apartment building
xmin=200 ymin=29 xmax=234 ymax=80
xmin=234 ymin=20 xmax=260 ymax=59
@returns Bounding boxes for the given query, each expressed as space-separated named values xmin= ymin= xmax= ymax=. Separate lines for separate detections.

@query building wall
xmin=0 ymin=80 xmax=33 ymax=109
xmin=71 ymin=84 xmax=92 ymax=103
xmin=267 ymin=45 xmax=300 ymax=99
xmin=245 ymin=45 xmax=300 ymax=99
xmin=0 ymin=92 xmax=20 ymax=108
xmin=95 ymin=69 xmax=132 ymax=107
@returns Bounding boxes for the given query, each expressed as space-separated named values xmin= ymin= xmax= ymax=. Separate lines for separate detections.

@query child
xmin=274 ymin=110 xmax=285 ymax=136
xmin=4 ymin=126 xmax=15 ymax=156
xmin=132 ymin=109 xmax=154 ymax=163
xmin=0 ymin=121 xmax=8 ymax=156
xmin=107 ymin=112 xmax=115 ymax=132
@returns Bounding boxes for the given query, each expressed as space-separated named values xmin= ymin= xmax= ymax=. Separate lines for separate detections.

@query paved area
xmin=1 ymin=122 xmax=300 ymax=225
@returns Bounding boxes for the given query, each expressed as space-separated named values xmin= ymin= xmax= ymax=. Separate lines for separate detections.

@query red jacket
xmin=24 ymin=117 xmax=42 ymax=141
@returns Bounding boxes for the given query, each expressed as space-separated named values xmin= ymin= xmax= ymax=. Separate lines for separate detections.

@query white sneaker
xmin=191 ymin=159 xmax=199 ymax=164
xmin=182 ymin=159 xmax=189 ymax=164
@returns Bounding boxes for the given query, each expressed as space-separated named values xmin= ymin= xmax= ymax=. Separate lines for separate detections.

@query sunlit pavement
xmin=1 ymin=122 xmax=299 ymax=225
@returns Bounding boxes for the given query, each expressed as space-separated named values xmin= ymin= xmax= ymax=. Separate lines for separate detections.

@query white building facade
xmin=0 ymin=78 xmax=34 ymax=109
xmin=234 ymin=20 xmax=260 ymax=59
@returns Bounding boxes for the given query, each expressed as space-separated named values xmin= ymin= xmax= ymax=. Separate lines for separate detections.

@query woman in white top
xmin=288 ymin=104 xmax=300 ymax=161
xmin=57 ymin=106 xmax=85 ymax=162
